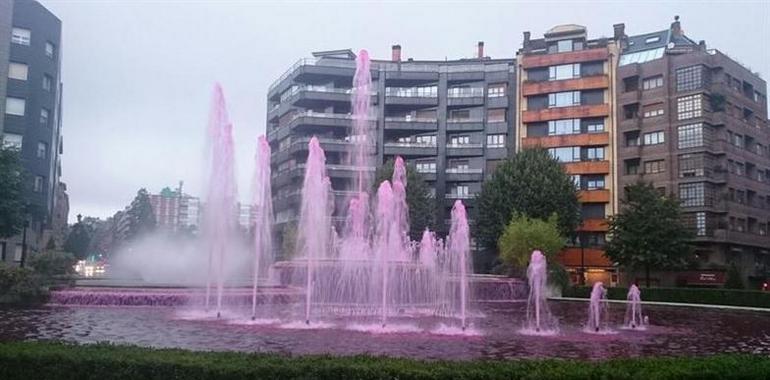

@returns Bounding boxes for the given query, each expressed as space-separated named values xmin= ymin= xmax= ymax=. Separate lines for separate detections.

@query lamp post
xmin=580 ymin=231 xmax=587 ymax=286
xmin=20 ymin=220 xmax=30 ymax=268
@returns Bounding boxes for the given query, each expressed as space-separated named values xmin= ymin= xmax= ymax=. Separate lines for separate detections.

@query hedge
xmin=562 ymin=286 xmax=770 ymax=309
xmin=0 ymin=341 xmax=768 ymax=380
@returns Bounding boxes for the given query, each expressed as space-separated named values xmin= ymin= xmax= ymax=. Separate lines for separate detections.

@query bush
xmin=0 ymin=264 xmax=47 ymax=304
xmin=29 ymin=250 xmax=76 ymax=278
xmin=724 ymin=264 xmax=744 ymax=289
xmin=562 ymin=286 xmax=770 ymax=309
xmin=0 ymin=341 xmax=768 ymax=379
xmin=548 ymin=262 xmax=570 ymax=293
xmin=498 ymin=214 xmax=564 ymax=270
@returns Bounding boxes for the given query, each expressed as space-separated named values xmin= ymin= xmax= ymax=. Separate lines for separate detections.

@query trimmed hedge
xmin=562 ymin=286 xmax=770 ymax=308
xmin=0 ymin=341 xmax=768 ymax=380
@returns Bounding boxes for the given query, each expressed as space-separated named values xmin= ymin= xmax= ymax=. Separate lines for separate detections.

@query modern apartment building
xmin=266 ymin=44 xmax=516 ymax=244
xmin=616 ymin=18 xmax=770 ymax=286
xmin=149 ymin=185 xmax=202 ymax=233
xmin=516 ymin=25 xmax=622 ymax=286
xmin=0 ymin=0 xmax=65 ymax=265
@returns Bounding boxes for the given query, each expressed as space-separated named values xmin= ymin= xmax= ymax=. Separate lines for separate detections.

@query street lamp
xmin=579 ymin=231 xmax=587 ymax=286
xmin=19 ymin=220 xmax=30 ymax=268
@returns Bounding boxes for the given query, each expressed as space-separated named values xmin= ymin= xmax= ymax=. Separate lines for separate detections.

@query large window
xmin=8 ymin=62 xmax=28 ymax=80
xmin=42 ymin=75 xmax=53 ymax=91
xmin=449 ymin=135 xmax=470 ymax=145
xmin=4 ymin=97 xmax=25 ymax=116
xmin=37 ymin=142 xmax=47 ymax=159
xmin=644 ymin=160 xmax=665 ymax=174
xmin=11 ymin=27 xmax=31 ymax=46
xmin=676 ymin=65 xmax=704 ymax=92
xmin=487 ymin=108 xmax=506 ymax=122
xmin=585 ymin=175 xmax=606 ymax=190
xmin=585 ymin=147 xmax=605 ymax=161
xmin=486 ymin=134 xmax=505 ymax=148
xmin=557 ymin=39 xmax=574 ymax=53
xmin=642 ymin=76 xmax=663 ymax=90
xmin=643 ymin=131 xmax=665 ymax=145
xmin=679 ymin=182 xmax=713 ymax=207
xmin=643 ymin=103 xmax=665 ymax=118
xmin=549 ymin=63 xmax=580 ymax=80
xmin=45 ymin=42 xmax=55 ymax=59
xmin=487 ymin=83 xmax=506 ymax=98
xmin=679 ymin=153 xmax=712 ymax=178
xmin=548 ymin=91 xmax=580 ymax=108
xmin=2 ymin=133 xmax=23 ymax=149
xmin=415 ymin=161 xmax=436 ymax=173
xmin=677 ymin=94 xmax=703 ymax=120
xmin=677 ymin=123 xmax=706 ymax=149
xmin=586 ymin=120 xmax=604 ymax=133
xmin=548 ymin=119 xmax=580 ymax=136
xmin=548 ymin=146 xmax=580 ymax=162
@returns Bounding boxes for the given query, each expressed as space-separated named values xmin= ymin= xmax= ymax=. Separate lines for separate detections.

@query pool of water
xmin=1 ymin=301 xmax=768 ymax=360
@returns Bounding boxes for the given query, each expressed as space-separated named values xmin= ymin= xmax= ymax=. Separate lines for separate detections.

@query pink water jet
xmin=203 ymin=83 xmax=237 ymax=318
xmin=251 ymin=135 xmax=274 ymax=320
xmin=624 ymin=284 xmax=643 ymax=329
xmin=522 ymin=250 xmax=557 ymax=335
xmin=447 ymin=200 xmax=472 ymax=330
xmin=586 ymin=281 xmax=610 ymax=333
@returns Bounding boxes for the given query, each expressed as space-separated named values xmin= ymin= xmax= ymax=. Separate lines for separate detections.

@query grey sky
xmin=37 ymin=0 xmax=769 ymax=222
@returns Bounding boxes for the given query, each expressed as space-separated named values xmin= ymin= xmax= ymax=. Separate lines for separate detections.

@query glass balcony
xmin=384 ymin=116 xmax=438 ymax=123
xmin=385 ymin=86 xmax=438 ymax=97
xmin=445 ymin=168 xmax=483 ymax=174
xmin=447 ymin=87 xmax=484 ymax=98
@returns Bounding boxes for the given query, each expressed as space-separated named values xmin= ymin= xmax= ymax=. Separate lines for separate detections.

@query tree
xmin=724 ymin=263 xmax=744 ymax=289
xmin=605 ymin=182 xmax=693 ymax=287
xmin=126 ymin=188 xmax=156 ymax=241
xmin=475 ymin=148 xmax=579 ymax=271
xmin=0 ymin=145 xmax=25 ymax=238
xmin=374 ymin=159 xmax=436 ymax=241
xmin=498 ymin=214 xmax=565 ymax=271
xmin=64 ymin=214 xmax=92 ymax=259
xmin=280 ymin=223 xmax=298 ymax=260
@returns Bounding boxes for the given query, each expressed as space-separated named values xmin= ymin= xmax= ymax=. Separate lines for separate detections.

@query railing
xmin=445 ymin=193 xmax=476 ymax=199
xmin=269 ymin=58 xmax=358 ymax=92
xmin=447 ymin=118 xmax=483 ymax=123
xmin=446 ymin=143 xmax=484 ymax=148
xmin=385 ymin=87 xmax=438 ymax=97
xmin=416 ymin=168 xmax=437 ymax=174
xmin=447 ymin=87 xmax=484 ymax=98
xmin=384 ymin=116 xmax=438 ymax=123
xmin=384 ymin=142 xmax=438 ymax=148
xmin=295 ymin=163 xmax=375 ymax=172
xmin=446 ymin=168 xmax=483 ymax=174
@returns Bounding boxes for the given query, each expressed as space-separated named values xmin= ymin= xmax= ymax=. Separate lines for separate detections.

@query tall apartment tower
xmin=616 ymin=18 xmax=769 ymax=286
xmin=0 ymin=0 xmax=65 ymax=264
xmin=516 ymin=25 xmax=622 ymax=286
xmin=267 ymin=46 xmax=516 ymax=248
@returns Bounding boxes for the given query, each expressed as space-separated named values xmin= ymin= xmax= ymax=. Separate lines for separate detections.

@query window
xmin=679 ymin=153 xmax=710 ymax=178
xmin=586 ymin=121 xmax=604 ymax=133
xmin=415 ymin=135 xmax=436 ymax=145
xmin=548 ymin=119 xmax=580 ymax=136
xmin=448 ymin=109 xmax=470 ymax=121
xmin=2 ymin=133 xmax=23 ymax=149
xmin=643 ymin=103 xmax=665 ymax=118
xmin=679 ymin=183 xmax=705 ymax=207
xmin=45 ymin=42 xmax=55 ymax=59
xmin=643 ymin=131 xmax=665 ymax=145
xmin=37 ymin=142 xmax=47 ymax=159
xmin=43 ymin=75 xmax=53 ymax=91
xmin=14 ymin=244 xmax=23 ymax=262
xmin=486 ymin=134 xmax=505 ymax=148
xmin=731 ymin=133 xmax=744 ymax=148
xmin=625 ymin=159 xmax=640 ymax=175
xmin=695 ymin=212 xmax=706 ymax=236
xmin=678 ymin=123 xmax=705 ymax=149
xmin=625 ymin=131 xmax=640 ymax=147
xmin=449 ymin=160 xmax=469 ymax=171
xmin=548 ymin=147 xmax=580 ymax=162
xmin=11 ymin=27 xmax=31 ymax=46
xmin=677 ymin=94 xmax=702 ymax=120
xmin=644 ymin=160 xmax=665 ymax=174
xmin=585 ymin=147 xmax=605 ymax=161
xmin=585 ymin=175 xmax=605 ymax=190
xmin=642 ymin=76 xmax=663 ymax=90
xmin=487 ymin=108 xmax=506 ymax=122
xmin=4 ymin=97 xmax=25 ymax=116
xmin=449 ymin=135 xmax=470 ymax=145
xmin=556 ymin=39 xmax=573 ymax=53
xmin=548 ymin=91 xmax=580 ymax=108
xmin=451 ymin=185 xmax=470 ymax=197
xmin=549 ymin=63 xmax=580 ymax=80
xmin=570 ymin=175 xmax=581 ymax=189
xmin=8 ymin=62 xmax=28 ymax=80
xmin=645 ymin=36 xmax=661 ymax=44
xmin=34 ymin=176 xmax=44 ymax=193
xmin=676 ymin=66 xmax=704 ymax=92
xmin=415 ymin=161 xmax=436 ymax=173
xmin=487 ymin=83 xmax=506 ymax=98
xmin=618 ymin=47 xmax=665 ymax=66
xmin=40 ymin=108 xmax=50 ymax=127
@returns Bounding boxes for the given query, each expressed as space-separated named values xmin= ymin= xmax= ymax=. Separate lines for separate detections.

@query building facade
xmin=0 ymin=0 xmax=65 ymax=264
xmin=616 ymin=18 xmax=770 ymax=287
xmin=266 ymin=44 xmax=516 ymax=244
xmin=516 ymin=25 xmax=622 ymax=286
xmin=149 ymin=185 xmax=202 ymax=233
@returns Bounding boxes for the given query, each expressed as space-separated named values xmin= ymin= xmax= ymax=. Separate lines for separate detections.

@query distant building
xmin=0 ymin=0 xmax=65 ymax=265
xmin=148 ymin=185 xmax=201 ymax=233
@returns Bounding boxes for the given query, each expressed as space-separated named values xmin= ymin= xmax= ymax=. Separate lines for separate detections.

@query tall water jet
xmin=251 ymin=136 xmax=274 ymax=320
xmin=446 ymin=200 xmax=471 ymax=330
xmin=297 ymin=137 xmax=331 ymax=324
xmin=374 ymin=181 xmax=397 ymax=327
xmin=586 ymin=281 xmax=609 ymax=333
xmin=624 ymin=284 xmax=643 ymax=329
xmin=203 ymin=83 xmax=237 ymax=318
xmin=523 ymin=250 xmax=557 ymax=334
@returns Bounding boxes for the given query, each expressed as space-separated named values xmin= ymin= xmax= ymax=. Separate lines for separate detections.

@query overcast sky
xmin=36 ymin=0 xmax=769 ymax=223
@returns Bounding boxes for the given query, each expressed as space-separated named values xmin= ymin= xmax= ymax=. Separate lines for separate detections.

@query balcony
xmin=445 ymin=167 xmax=483 ymax=182
xmin=522 ymin=132 xmax=609 ymax=149
xmin=579 ymin=218 xmax=609 ymax=232
xmin=447 ymin=87 xmax=484 ymax=106
xmin=268 ymin=58 xmax=357 ymax=95
xmin=385 ymin=87 xmax=438 ymax=106
xmin=268 ymin=111 xmax=361 ymax=141
xmin=446 ymin=119 xmax=484 ymax=132
xmin=414 ymin=168 xmax=437 ymax=181
xmin=522 ymin=104 xmax=610 ymax=123
xmin=383 ymin=142 xmax=438 ymax=157
xmin=578 ymin=189 xmax=610 ymax=203
xmin=384 ymin=117 xmax=438 ymax=132
xmin=295 ymin=163 xmax=375 ymax=179
xmin=521 ymin=75 xmax=609 ymax=96
xmin=557 ymin=247 xmax=613 ymax=268
xmin=446 ymin=143 xmax=484 ymax=157
xmin=563 ymin=160 xmax=611 ymax=175
xmin=521 ymin=47 xmax=609 ymax=69
xmin=445 ymin=192 xmax=476 ymax=200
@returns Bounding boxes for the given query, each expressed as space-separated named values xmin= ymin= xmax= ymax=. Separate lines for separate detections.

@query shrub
xmin=724 ymin=264 xmax=744 ymax=289
xmin=562 ymin=286 xmax=770 ymax=308
xmin=0 ymin=264 xmax=47 ymax=304
xmin=29 ymin=250 xmax=76 ymax=278
xmin=498 ymin=213 xmax=564 ymax=271
xmin=0 ymin=341 xmax=768 ymax=379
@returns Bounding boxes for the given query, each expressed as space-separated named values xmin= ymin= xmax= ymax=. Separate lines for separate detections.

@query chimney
xmin=698 ymin=40 xmax=707 ymax=51
xmin=671 ymin=15 xmax=682 ymax=38
xmin=522 ymin=31 xmax=531 ymax=53
xmin=391 ymin=44 xmax=401 ymax=62
xmin=613 ymin=23 xmax=625 ymax=41
xmin=477 ymin=41 xmax=485 ymax=59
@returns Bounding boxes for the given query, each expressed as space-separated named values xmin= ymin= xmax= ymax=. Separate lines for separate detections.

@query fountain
xmin=624 ymin=284 xmax=644 ymax=330
xmin=586 ymin=281 xmax=610 ymax=333
xmin=251 ymin=136 xmax=274 ymax=320
xmin=521 ymin=250 xmax=557 ymax=335
xmin=203 ymin=83 xmax=237 ymax=318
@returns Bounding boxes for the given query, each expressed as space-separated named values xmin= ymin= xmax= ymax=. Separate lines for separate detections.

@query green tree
xmin=64 ymin=214 xmax=92 ymax=259
xmin=724 ymin=263 xmax=744 ymax=289
xmin=374 ymin=159 xmax=436 ymax=241
xmin=498 ymin=214 xmax=565 ymax=271
xmin=605 ymin=182 xmax=693 ymax=287
xmin=280 ymin=223 xmax=298 ymax=260
xmin=29 ymin=250 xmax=76 ymax=278
xmin=475 ymin=148 xmax=579 ymax=271
xmin=0 ymin=144 xmax=25 ymax=238
xmin=126 ymin=188 xmax=156 ymax=240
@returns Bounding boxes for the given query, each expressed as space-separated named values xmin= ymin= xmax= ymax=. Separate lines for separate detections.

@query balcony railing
xmin=446 ymin=168 xmax=483 ymax=174
xmin=384 ymin=116 xmax=438 ymax=123
xmin=416 ymin=168 xmax=437 ymax=174
xmin=446 ymin=143 xmax=484 ymax=148
xmin=447 ymin=118 xmax=483 ymax=123
xmin=269 ymin=58 xmax=357 ymax=92
xmin=446 ymin=193 xmax=476 ymax=199
xmin=385 ymin=87 xmax=438 ymax=97
xmin=448 ymin=87 xmax=484 ymax=98
xmin=385 ymin=141 xmax=438 ymax=148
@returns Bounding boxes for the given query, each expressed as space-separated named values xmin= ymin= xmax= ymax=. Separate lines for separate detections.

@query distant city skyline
xmin=37 ymin=0 xmax=769 ymax=222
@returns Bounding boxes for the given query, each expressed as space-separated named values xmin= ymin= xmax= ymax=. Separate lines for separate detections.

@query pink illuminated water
xmin=204 ymin=83 xmax=237 ymax=318
xmin=251 ymin=136 xmax=274 ymax=319
xmin=624 ymin=284 xmax=644 ymax=329
xmin=521 ymin=250 xmax=558 ymax=335
xmin=447 ymin=200 xmax=472 ymax=330
xmin=586 ymin=282 xmax=611 ymax=333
